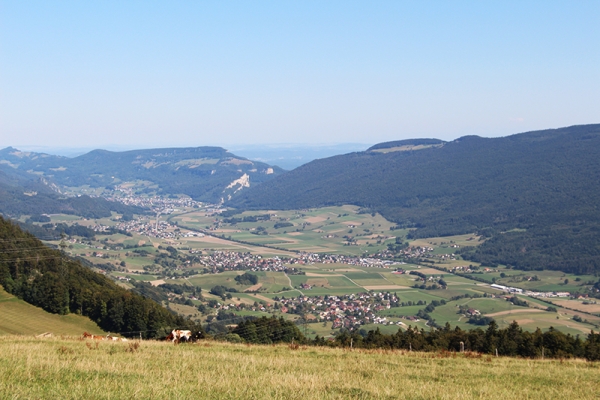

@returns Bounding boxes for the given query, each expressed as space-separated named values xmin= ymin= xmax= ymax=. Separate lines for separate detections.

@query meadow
xmin=0 ymin=288 xmax=104 ymax=336
xmin=0 ymin=336 xmax=598 ymax=399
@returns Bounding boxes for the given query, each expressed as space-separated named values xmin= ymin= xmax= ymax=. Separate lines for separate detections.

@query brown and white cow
xmin=166 ymin=329 xmax=192 ymax=344
xmin=106 ymin=335 xmax=129 ymax=342
xmin=82 ymin=332 xmax=104 ymax=341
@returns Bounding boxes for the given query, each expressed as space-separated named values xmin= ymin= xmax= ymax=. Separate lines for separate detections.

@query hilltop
xmin=230 ymin=124 xmax=600 ymax=274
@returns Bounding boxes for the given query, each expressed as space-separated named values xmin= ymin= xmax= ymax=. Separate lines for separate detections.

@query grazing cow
xmin=166 ymin=329 xmax=192 ymax=344
xmin=106 ymin=335 xmax=129 ymax=342
xmin=82 ymin=332 xmax=104 ymax=341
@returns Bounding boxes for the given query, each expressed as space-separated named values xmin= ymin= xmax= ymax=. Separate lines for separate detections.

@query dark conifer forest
xmin=0 ymin=216 xmax=196 ymax=338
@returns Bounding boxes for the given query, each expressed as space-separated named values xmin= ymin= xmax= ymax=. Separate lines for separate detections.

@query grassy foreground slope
xmin=0 ymin=287 xmax=104 ymax=336
xmin=1 ymin=337 xmax=598 ymax=400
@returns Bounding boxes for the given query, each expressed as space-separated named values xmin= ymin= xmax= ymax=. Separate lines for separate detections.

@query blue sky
xmin=1 ymin=1 xmax=599 ymax=150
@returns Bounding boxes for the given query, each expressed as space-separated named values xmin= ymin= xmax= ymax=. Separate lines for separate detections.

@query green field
xmin=0 ymin=287 xmax=104 ymax=336
xmin=171 ymin=205 xmax=400 ymax=256
xmin=491 ymin=269 xmax=598 ymax=293
xmin=177 ymin=271 xmax=249 ymax=291
xmin=1 ymin=337 xmax=598 ymax=399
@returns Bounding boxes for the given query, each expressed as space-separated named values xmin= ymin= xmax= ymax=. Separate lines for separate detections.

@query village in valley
xmin=32 ymin=191 xmax=600 ymax=340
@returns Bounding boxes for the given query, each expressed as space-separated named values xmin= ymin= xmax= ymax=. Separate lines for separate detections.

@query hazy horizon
xmin=2 ymin=2 xmax=599 ymax=149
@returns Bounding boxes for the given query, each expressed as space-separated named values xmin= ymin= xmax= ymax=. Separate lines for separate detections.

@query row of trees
xmin=209 ymin=315 xmax=600 ymax=361
xmin=328 ymin=322 xmax=600 ymax=361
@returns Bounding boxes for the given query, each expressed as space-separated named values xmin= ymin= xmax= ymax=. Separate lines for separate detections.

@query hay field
xmin=1 ymin=336 xmax=598 ymax=399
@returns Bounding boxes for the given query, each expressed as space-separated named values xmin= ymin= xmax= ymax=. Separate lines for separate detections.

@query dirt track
xmin=244 ymin=283 xmax=263 ymax=292
xmin=485 ymin=309 xmax=544 ymax=317
xmin=363 ymin=285 xmax=409 ymax=290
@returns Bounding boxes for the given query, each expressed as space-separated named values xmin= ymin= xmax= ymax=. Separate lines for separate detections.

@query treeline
xmin=223 ymin=214 xmax=271 ymax=224
xmin=231 ymin=316 xmax=305 ymax=344
xmin=15 ymin=221 xmax=132 ymax=242
xmin=231 ymin=124 xmax=600 ymax=274
xmin=367 ymin=138 xmax=445 ymax=151
xmin=0 ymin=216 xmax=194 ymax=338
xmin=326 ymin=322 xmax=600 ymax=361
xmin=457 ymin=226 xmax=600 ymax=275
xmin=208 ymin=315 xmax=600 ymax=361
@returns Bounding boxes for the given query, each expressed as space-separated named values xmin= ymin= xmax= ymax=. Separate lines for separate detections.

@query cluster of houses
xmin=192 ymin=251 xmax=403 ymax=273
xmin=374 ymin=246 xmax=435 ymax=260
xmin=274 ymin=292 xmax=402 ymax=329
xmin=109 ymin=219 xmax=179 ymax=239
xmin=108 ymin=188 xmax=204 ymax=210
xmin=288 ymin=252 xmax=398 ymax=268
xmin=194 ymin=251 xmax=296 ymax=273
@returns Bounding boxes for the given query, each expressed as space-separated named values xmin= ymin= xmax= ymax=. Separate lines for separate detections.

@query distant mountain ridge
xmin=0 ymin=146 xmax=284 ymax=205
xmin=230 ymin=124 xmax=600 ymax=274
xmin=367 ymin=138 xmax=445 ymax=151
xmin=0 ymin=159 xmax=141 ymax=218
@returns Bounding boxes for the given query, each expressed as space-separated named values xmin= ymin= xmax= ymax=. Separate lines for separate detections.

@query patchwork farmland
xmin=25 ymin=202 xmax=600 ymax=339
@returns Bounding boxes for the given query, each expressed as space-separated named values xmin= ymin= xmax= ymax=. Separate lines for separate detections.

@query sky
xmin=1 ymin=1 xmax=599 ymax=151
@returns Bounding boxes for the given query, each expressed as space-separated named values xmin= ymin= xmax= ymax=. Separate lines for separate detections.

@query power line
xmin=0 ymin=246 xmax=57 ymax=254
xmin=0 ymin=255 xmax=63 ymax=263
xmin=0 ymin=237 xmax=61 ymax=243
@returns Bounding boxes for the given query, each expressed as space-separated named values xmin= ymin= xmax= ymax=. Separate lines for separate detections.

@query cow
xmin=82 ymin=332 xmax=104 ymax=341
xmin=106 ymin=335 xmax=129 ymax=342
xmin=166 ymin=329 xmax=192 ymax=344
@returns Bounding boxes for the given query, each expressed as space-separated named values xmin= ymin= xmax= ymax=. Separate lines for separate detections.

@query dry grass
xmin=1 ymin=336 xmax=599 ymax=399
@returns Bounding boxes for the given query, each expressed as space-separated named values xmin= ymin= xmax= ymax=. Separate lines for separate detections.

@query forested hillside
xmin=0 ymin=165 xmax=144 ymax=219
xmin=231 ymin=124 xmax=600 ymax=274
xmin=0 ymin=217 xmax=193 ymax=338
